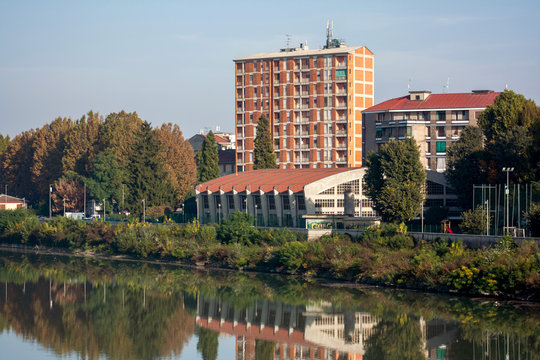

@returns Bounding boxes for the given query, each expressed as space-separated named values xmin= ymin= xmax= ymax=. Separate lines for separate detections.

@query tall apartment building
xmin=234 ymin=38 xmax=374 ymax=172
xmin=362 ymin=90 xmax=500 ymax=172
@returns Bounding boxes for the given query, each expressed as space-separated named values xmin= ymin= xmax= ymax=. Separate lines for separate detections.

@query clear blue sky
xmin=1 ymin=0 xmax=539 ymax=138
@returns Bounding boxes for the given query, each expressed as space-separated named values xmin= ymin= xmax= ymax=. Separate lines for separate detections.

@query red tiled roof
xmin=196 ymin=168 xmax=357 ymax=194
xmin=0 ymin=194 xmax=25 ymax=204
xmin=202 ymin=134 xmax=230 ymax=144
xmin=363 ymin=92 xmax=500 ymax=113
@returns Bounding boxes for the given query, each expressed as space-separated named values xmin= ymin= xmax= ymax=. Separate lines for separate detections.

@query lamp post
xmin=485 ymin=199 xmax=489 ymax=236
xmin=180 ymin=204 xmax=184 ymax=223
xmin=502 ymin=167 xmax=514 ymax=234
xmin=49 ymin=184 xmax=52 ymax=218
xmin=63 ymin=198 xmax=66 ymax=217
xmin=142 ymin=199 xmax=146 ymax=223
xmin=254 ymin=203 xmax=258 ymax=227
xmin=218 ymin=203 xmax=221 ymax=224
xmin=103 ymin=199 xmax=106 ymax=222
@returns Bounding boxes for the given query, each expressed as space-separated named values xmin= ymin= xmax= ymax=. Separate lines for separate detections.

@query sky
xmin=1 ymin=0 xmax=539 ymax=138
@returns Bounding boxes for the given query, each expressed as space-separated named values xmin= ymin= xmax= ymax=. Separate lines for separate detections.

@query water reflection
xmin=0 ymin=250 xmax=538 ymax=359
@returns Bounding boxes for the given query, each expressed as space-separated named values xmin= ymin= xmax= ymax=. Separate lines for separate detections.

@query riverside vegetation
xmin=1 ymin=209 xmax=539 ymax=301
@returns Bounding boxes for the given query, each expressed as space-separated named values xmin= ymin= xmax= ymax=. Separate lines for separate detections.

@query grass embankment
xmin=1 ymin=209 xmax=539 ymax=300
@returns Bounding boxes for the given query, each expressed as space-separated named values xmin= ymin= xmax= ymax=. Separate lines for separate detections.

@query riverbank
xmin=1 ymin=210 xmax=539 ymax=301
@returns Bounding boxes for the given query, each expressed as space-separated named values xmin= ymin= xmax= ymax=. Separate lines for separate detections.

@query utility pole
xmin=49 ymin=184 xmax=52 ymax=218
xmin=502 ymin=167 xmax=514 ymax=234
xmin=103 ymin=199 xmax=106 ymax=222
xmin=84 ymin=183 xmax=86 ymax=217
xmin=122 ymin=184 xmax=125 ymax=212
xmin=485 ymin=199 xmax=489 ymax=236
xmin=63 ymin=198 xmax=66 ymax=217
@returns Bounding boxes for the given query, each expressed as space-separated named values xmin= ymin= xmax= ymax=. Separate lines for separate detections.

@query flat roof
xmin=196 ymin=168 xmax=359 ymax=194
xmin=234 ymin=46 xmax=371 ymax=61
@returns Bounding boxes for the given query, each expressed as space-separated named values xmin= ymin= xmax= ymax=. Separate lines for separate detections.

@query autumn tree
xmin=364 ymin=138 xmax=426 ymax=223
xmin=31 ymin=117 xmax=74 ymax=201
xmin=253 ymin=115 xmax=277 ymax=169
xmin=62 ymin=111 xmax=102 ymax=177
xmin=0 ymin=131 xmax=36 ymax=201
xmin=99 ymin=111 xmax=143 ymax=174
xmin=155 ymin=123 xmax=197 ymax=205
xmin=51 ymin=178 xmax=84 ymax=213
xmin=196 ymin=131 xmax=220 ymax=183
xmin=126 ymin=121 xmax=173 ymax=214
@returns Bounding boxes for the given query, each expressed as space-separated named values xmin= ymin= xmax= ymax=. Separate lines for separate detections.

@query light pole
xmin=142 ymin=199 xmax=145 ymax=223
xmin=180 ymin=204 xmax=184 ymax=223
xmin=485 ymin=199 xmax=489 ymax=236
xmin=121 ymin=184 xmax=125 ymax=212
xmin=254 ymin=203 xmax=258 ymax=227
xmin=49 ymin=184 xmax=52 ymax=218
xmin=502 ymin=167 xmax=514 ymax=234
xmin=218 ymin=203 xmax=221 ymax=224
xmin=83 ymin=183 xmax=86 ymax=217
xmin=63 ymin=198 xmax=66 ymax=217
xmin=103 ymin=199 xmax=106 ymax=222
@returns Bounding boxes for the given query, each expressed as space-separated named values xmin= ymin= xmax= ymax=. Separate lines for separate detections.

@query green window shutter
xmin=336 ymin=69 xmax=346 ymax=77
xmin=436 ymin=141 xmax=446 ymax=153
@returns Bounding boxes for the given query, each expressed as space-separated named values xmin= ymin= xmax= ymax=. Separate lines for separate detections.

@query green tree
xmin=253 ymin=115 xmax=277 ymax=170
xmin=364 ymin=138 xmax=426 ymax=223
xmin=84 ymin=149 xmax=124 ymax=210
xmin=196 ymin=131 xmax=220 ymax=183
xmin=459 ymin=205 xmax=487 ymax=235
xmin=126 ymin=121 xmax=172 ymax=214
xmin=255 ymin=340 xmax=276 ymax=360
xmin=0 ymin=134 xmax=10 ymax=155
xmin=446 ymin=126 xmax=487 ymax=209
xmin=478 ymin=90 xmax=540 ymax=183
xmin=525 ymin=202 xmax=540 ymax=237
xmin=365 ymin=315 xmax=424 ymax=360
xmin=196 ymin=327 xmax=218 ymax=360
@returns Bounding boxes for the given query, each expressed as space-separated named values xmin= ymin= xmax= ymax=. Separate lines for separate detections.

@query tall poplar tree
xmin=253 ymin=115 xmax=277 ymax=170
xmin=126 ymin=121 xmax=172 ymax=214
xmin=196 ymin=131 xmax=220 ymax=183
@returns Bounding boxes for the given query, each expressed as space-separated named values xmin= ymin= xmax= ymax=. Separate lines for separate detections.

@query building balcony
xmin=336 ymin=103 xmax=347 ymax=109
xmin=335 ymin=130 xmax=347 ymax=136
xmin=336 ymin=117 xmax=347 ymax=123
xmin=336 ymin=143 xmax=347 ymax=150
xmin=336 ymin=157 xmax=347 ymax=163
xmin=236 ymin=108 xmax=244 ymax=113
xmin=335 ymin=76 xmax=347 ymax=82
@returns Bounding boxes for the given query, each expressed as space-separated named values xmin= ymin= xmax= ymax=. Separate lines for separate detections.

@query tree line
xmin=0 ymin=111 xmax=197 ymax=215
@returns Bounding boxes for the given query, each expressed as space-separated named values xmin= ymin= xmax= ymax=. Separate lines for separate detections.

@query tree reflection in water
xmin=0 ymin=250 xmax=538 ymax=359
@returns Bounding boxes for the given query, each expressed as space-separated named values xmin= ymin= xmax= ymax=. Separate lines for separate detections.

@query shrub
xmin=361 ymin=223 xmax=414 ymax=249
xmin=217 ymin=211 xmax=257 ymax=245
xmin=278 ymin=241 xmax=307 ymax=273
xmin=459 ymin=206 xmax=486 ymax=235
xmin=197 ymin=225 xmax=217 ymax=244
xmin=0 ymin=209 xmax=36 ymax=232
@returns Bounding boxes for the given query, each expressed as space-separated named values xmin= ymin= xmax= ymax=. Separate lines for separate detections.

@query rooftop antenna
xmin=326 ymin=20 xmax=333 ymax=48
xmin=285 ymin=34 xmax=291 ymax=49
xmin=408 ymin=78 xmax=412 ymax=92
xmin=443 ymin=77 xmax=450 ymax=93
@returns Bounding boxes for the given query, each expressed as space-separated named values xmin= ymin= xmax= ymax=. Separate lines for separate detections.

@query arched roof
xmin=196 ymin=168 xmax=358 ymax=194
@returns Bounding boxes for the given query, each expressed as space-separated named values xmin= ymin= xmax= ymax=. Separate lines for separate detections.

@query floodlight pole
xmin=502 ymin=167 xmax=514 ymax=234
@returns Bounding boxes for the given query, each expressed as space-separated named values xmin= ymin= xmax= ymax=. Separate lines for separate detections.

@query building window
xmin=436 ymin=141 xmax=446 ymax=153
xmin=427 ymin=180 xmax=445 ymax=195
xmin=315 ymin=199 xmax=335 ymax=208
xmin=228 ymin=195 xmax=235 ymax=210
xmin=437 ymin=126 xmax=446 ymax=138
xmin=282 ymin=195 xmax=290 ymax=210
xmin=267 ymin=195 xmax=276 ymax=210
xmin=202 ymin=195 xmax=209 ymax=209
xmin=240 ymin=195 xmax=247 ymax=210
xmin=336 ymin=69 xmax=346 ymax=79
xmin=337 ymin=179 xmax=360 ymax=195
xmin=324 ymin=56 xmax=332 ymax=67
xmin=437 ymin=111 xmax=446 ymax=121
xmin=214 ymin=195 xmax=221 ymax=208
xmin=296 ymin=195 xmax=306 ymax=210
xmin=253 ymin=195 xmax=262 ymax=209
xmin=318 ymin=187 xmax=335 ymax=195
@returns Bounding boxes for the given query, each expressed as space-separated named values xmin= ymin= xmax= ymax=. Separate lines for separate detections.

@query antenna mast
xmin=285 ymin=34 xmax=291 ymax=49
xmin=443 ymin=77 xmax=450 ymax=93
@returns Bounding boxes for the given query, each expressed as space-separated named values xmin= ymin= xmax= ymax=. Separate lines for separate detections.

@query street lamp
xmin=49 ymin=184 xmax=52 ymax=218
xmin=63 ymin=198 xmax=66 ymax=217
xmin=254 ymin=203 xmax=258 ymax=227
xmin=142 ymin=199 xmax=146 ymax=223
xmin=217 ymin=203 xmax=221 ymax=224
xmin=103 ymin=199 xmax=106 ymax=222
xmin=502 ymin=167 xmax=514 ymax=234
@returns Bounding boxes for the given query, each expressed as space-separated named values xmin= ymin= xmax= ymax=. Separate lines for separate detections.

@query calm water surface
xmin=0 ymin=250 xmax=538 ymax=360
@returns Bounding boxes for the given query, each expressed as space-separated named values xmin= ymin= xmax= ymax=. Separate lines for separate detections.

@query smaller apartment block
xmin=362 ymin=90 xmax=499 ymax=172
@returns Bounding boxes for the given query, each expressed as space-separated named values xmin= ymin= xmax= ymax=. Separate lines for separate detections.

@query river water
xmin=0 ymin=250 xmax=538 ymax=360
